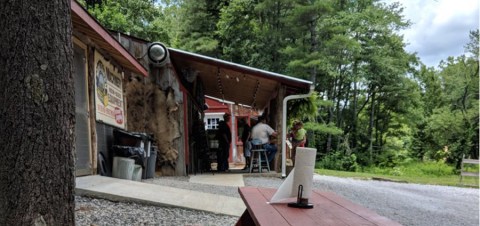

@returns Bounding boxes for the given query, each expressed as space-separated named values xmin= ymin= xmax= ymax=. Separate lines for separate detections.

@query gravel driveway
xmin=76 ymin=174 xmax=479 ymax=226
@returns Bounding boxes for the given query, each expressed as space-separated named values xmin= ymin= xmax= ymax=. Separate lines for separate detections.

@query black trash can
xmin=111 ymin=145 xmax=145 ymax=180
xmin=112 ymin=129 xmax=155 ymax=179
xmin=146 ymin=146 xmax=158 ymax=179
xmin=112 ymin=129 xmax=146 ymax=179
xmin=113 ymin=129 xmax=143 ymax=147
xmin=130 ymin=132 xmax=154 ymax=179
xmin=112 ymin=145 xmax=146 ymax=166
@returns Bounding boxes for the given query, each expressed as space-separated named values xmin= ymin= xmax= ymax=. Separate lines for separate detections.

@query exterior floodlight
xmin=147 ymin=42 xmax=169 ymax=67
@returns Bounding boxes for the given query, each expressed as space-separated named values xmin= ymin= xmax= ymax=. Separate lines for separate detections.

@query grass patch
xmin=315 ymin=165 xmax=479 ymax=188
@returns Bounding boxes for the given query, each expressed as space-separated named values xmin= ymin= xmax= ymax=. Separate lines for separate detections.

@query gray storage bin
xmin=132 ymin=164 xmax=143 ymax=181
xmin=112 ymin=157 xmax=134 ymax=180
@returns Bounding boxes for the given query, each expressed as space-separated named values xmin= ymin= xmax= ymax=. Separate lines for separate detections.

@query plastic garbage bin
xmin=112 ymin=157 xmax=135 ymax=180
xmin=132 ymin=165 xmax=143 ymax=181
xmin=131 ymin=132 xmax=153 ymax=179
xmin=112 ymin=129 xmax=155 ymax=179
xmin=113 ymin=129 xmax=143 ymax=146
xmin=112 ymin=145 xmax=146 ymax=167
xmin=146 ymin=146 xmax=158 ymax=178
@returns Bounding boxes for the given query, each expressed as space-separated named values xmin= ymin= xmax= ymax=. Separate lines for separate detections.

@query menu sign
xmin=94 ymin=51 xmax=125 ymax=129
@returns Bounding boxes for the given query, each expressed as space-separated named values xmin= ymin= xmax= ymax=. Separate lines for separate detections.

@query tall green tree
xmin=0 ymin=1 xmax=75 ymax=225
xmin=218 ymin=0 xmax=418 ymax=166
xmin=347 ymin=2 xmax=415 ymax=164
xmin=175 ymin=0 xmax=229 ymax=56
xmin=217 ymin=0 xmax=260 ymax=65
xmin=217 ymin=0 xmax=294 ymax=71
xmin=80 ymin=0 xmax=171 ymax=44
xmin=415 ymin=30 xmax=479 ymax=165
xmin=294 ymin=0 xmax=417 ymax=165
xmin=252 ymin=0 xmax=293 ymax=72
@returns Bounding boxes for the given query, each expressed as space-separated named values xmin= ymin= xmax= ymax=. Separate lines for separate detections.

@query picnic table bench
xmin=236 ymin=186 xmax=401 ymax=226
xmin=459 ymin=155 xmax=479 ymax=185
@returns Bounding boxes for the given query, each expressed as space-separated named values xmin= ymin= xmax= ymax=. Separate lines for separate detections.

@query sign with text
xmin=94 ymin=51 xmax=125 ymax=129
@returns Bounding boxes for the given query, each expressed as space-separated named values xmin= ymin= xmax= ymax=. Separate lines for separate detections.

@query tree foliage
xmin=417 ymin=32 xmax=480 ymax=165
xmin=79 ymin=0 xmax=172 ymax=44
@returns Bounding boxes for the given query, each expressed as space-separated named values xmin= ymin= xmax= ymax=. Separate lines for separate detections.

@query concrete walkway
xmin=189 ymin=173 xmax=245 ymax=187
xmin=75 ymin=175 xmax=246 ymax=217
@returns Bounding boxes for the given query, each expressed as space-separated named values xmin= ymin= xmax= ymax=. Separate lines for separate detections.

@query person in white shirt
xmin=251 ymin=115 xmax=277 ymax=163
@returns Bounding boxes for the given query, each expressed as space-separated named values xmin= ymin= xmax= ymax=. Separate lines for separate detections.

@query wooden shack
xmin=71 ymin=0 xmax=312 ymax=177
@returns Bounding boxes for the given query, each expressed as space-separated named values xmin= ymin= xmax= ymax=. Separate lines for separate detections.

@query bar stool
xmin=249 ymin=139 xmax=270 ymax=173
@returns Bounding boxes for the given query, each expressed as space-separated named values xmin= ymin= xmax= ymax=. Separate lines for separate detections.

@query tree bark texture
xmin=0 ymin=1 xmax=75 ymax=225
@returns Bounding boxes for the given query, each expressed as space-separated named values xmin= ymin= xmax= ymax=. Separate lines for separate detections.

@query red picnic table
xmin=236 ymin=187 xmax=402 ymax=226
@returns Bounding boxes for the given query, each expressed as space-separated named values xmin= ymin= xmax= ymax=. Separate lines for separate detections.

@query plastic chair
xmin=249 ymin=139 xmax=270 ymax=173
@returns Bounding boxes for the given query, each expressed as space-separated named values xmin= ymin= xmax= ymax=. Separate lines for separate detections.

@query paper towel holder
xmin=288 ymin=185 xmax=314 ymax=209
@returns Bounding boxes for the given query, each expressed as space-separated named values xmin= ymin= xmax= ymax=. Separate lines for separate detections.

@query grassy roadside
xmin=314 ymin=168 xmax=479 ymax=188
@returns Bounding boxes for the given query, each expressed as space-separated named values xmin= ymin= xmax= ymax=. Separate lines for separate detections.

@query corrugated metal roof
xmin=168 ymin=48 xmax=312 ymax=109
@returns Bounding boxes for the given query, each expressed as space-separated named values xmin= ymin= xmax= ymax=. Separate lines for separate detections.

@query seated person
xmin=251 ymin=115 xmax=277 ymax=163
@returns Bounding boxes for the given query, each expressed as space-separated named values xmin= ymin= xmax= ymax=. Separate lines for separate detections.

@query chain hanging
xmin=216 ymin=67 xmax=225 ymax=102
xmin=251 ymin=79 xmax=260 ymax=108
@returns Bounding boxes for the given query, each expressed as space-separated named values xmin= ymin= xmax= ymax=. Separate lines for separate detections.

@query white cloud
xmin=383 ymin=0 xmax=479 ymax=67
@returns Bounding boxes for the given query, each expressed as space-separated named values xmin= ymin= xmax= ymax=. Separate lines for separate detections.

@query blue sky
xmin=382 ymin=0 xmax=479 ymax=67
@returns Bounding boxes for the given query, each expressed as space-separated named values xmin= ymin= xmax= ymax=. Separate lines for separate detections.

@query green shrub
xmin=402 ymin=161 xmax=455 ymax=176
xmin=316 ymin=151 xmax=359 ymax=172
xmin=363 ymin=161 xmax=455 ymax=177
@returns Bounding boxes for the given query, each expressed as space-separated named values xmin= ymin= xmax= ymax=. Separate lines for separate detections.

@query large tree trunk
xmin=351 ymin=60 xmax=359 ymax=151
xmin=367 ymin=89 xmax=376 ymax=164
xmin=0 ymin=1 xmax=75 ymax=225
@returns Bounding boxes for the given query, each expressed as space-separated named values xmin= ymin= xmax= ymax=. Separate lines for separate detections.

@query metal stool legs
xmin=262 ymin=151 xmax=270 ymax=172
xmin=249 ymin=149 xmax=270 ymax=173
xmin=249 ymin=152 xmax=255 ymax=173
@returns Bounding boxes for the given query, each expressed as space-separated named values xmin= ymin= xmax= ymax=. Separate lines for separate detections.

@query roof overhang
xmin=168 ymin=48 xmax=312 ymax=110
xmin=71 ymin=0 xmax=148 ymax=77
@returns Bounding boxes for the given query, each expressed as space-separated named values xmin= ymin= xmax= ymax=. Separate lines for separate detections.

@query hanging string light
xmin=216 ymin=67 xmax=225 ymax=102
xmin=251 ymin=79 xmax=260 ymax=108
